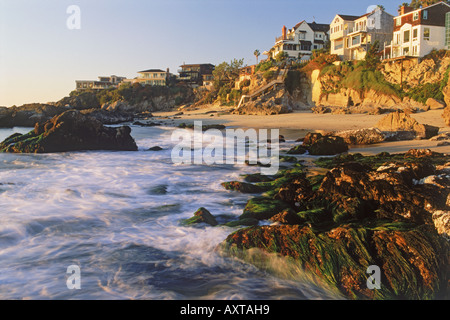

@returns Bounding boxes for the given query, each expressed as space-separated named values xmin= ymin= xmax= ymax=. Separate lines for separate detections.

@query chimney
xmin=399 ymin=5 xmax=414 ymax=15
xmin=282 ymin=25 xmax=287 ymax=40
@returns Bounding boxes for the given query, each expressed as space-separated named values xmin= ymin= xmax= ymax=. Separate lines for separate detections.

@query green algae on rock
xmin=221 ymin=149 xmax=450 ymax=300
xmin=181 ymin=207 xmax=218 ymax=226
xmin=222 ymin=223 xmax=447 ymax=300
xmin=0 ymin=110 xmax=138 ymax=153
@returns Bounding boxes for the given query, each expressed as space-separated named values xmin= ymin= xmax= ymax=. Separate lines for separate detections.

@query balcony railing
xmin=275 ymin=35 xmax=295 ymax=42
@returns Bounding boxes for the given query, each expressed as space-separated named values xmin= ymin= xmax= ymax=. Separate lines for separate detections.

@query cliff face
xmin=308 ymin=54 xmax=450 ymax=116
xmin=381 ymin=56 xmax=450 ymax=87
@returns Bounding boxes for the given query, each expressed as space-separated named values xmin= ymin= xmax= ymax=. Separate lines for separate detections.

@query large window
xmin=404 ymin=30 xmax=410 ymax=42
xmin=423 ymin=10 xmax=428 ymax=20
xmin=352 ymin=35 xmax=361 ymax=46
xmin=424 ymin=28 xmax=430 ymax=41
xmin=413 ymin=28 xmax=418 ymax=41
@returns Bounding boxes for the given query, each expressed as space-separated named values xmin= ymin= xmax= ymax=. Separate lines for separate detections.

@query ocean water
xmin=0 ymin=125 xmax=341 ymax=300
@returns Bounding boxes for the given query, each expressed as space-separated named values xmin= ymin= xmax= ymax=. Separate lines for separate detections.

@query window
xmin=352 ymin=35 xmax=361 ymax=46
xmin=395 ymin=17 xmax=401 ymax=26
xmin=403 ymin=47 xmax=410 ymax=55
xmin=423 ymin=10 xmax=428 ymax=20
xmin=413 ymin=45 xmax=418 ymax=56
xmin=413 ymin=12 xmax=419 ymax=21
xmin=424 ymin=28 xmax=430 ymax=40
xmin=404 ymin=30 xmax=410 ymax=42
xmin=412 ymin=28 xmax=418 ymax=41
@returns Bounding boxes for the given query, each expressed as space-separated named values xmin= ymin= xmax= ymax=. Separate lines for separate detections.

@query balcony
xmin=275 ymin=35 xmax=295 ymax=43
xmin=347 ymin=27 xmax=367 ymax=36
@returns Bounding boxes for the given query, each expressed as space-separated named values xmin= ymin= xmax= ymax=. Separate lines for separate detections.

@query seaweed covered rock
xmin=0 ymin=110 xmax=138 ymax=153
xmin=222 ymin=223 xmax=448 ymax=300
xmin=221 ymin=149 xmax=450 ymax=300
xmin=221 ymin=181 xmax=265 ymax=194
xmin=181 ymin=207 xmax=218 ymax=226
xmin=239 ymin=197 xmax=291 ymax=221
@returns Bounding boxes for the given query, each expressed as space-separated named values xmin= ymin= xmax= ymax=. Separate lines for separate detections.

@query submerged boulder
xmin=0 ymin=110 xmax=138 ymax=153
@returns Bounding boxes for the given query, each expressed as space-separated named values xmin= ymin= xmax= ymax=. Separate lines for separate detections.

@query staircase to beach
xmin=235 ymin=68 xmax=288 ymax=109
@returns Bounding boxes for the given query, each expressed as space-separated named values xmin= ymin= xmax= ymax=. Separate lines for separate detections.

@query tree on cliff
xmin=363 ymin=40 xmax=381 ymax=70
xmin=212 ymin=58 xmax=244 ymax=88
xmin=254 ymin=50 xmax=260 ymax=65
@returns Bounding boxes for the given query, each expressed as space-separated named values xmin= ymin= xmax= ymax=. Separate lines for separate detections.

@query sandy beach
xmin=153 ymin=106 xmax=450 ymax=155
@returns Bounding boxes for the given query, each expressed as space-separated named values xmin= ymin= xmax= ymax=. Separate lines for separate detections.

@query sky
xmin=0 ymin=0 xmax=400 ymax=107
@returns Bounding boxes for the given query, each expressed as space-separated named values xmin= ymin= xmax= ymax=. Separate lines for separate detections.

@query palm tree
xmin=254 ymin=49 xmax=260 ymax=65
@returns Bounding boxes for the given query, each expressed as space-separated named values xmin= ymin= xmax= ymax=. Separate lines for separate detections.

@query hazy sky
xmin=0 ymin=0 xmax=399 ymax=107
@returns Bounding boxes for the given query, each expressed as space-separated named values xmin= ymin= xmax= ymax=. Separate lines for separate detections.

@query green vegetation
xmin=68 ymin=82 xmax=192 ymax=108
xmin=211 ymin=58 xmax=245 ymax=104
xmin=263 ymin=70 xmax=275 ymax=81
xmin=255 ymin=59 xmax=274 ymax=73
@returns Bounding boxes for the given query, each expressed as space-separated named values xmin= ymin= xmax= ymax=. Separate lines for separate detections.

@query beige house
xmin=123 ymin=69 xmax=171 ymax=86
xmin=330 ymin=6 xmax=394 ymax=60
xmin=76 ymin=75 xmax=126 ymax=91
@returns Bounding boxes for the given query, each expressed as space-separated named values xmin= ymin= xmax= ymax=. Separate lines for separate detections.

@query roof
xmin=395 ymin=1 xmax=450 ymax=17
xmin=337 ymin=14 xmax=360 ymax=21
xmin=138 ymin=69 xmax=166 ymax=73
xmin=308 ymin=22 xmax=329 ymax=32
xmin=179 ymin=63 xmax=215 ymax=68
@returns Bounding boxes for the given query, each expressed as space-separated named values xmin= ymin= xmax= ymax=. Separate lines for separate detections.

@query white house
xmin=389 ymin=2 xmax=450 ymax=59
xmin=270 ymin=21 xmax=329 ymax=61
xmin=330 ymin=6 xmax=394 ymax=60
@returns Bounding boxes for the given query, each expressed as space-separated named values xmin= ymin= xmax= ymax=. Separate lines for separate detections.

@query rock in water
xmin=181 ymin=207 xmax=218 ymax=226
xmin=221 ymin=150 xmax=450 ymax=299
xmin=221 ymin=181 xmax=264 ymax=193
xmin=0 ymin=110 xmax=138 ymax=153
xmin=222 ymin=223 xmax=447 ymax=300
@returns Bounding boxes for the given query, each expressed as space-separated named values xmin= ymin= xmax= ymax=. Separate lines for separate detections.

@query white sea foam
xmin=0 ymin=125 xmax=339 ymax=300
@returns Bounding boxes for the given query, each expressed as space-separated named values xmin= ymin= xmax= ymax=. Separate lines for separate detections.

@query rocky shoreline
xmin=183 ymin=135 xmax=450 ymax=300
xmin=0 ymin=106 xmax=448 ymax=300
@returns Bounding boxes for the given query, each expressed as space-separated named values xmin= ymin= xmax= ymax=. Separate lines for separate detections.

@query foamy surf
xmin=0 ymin=125 xmax=341 ymax=300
